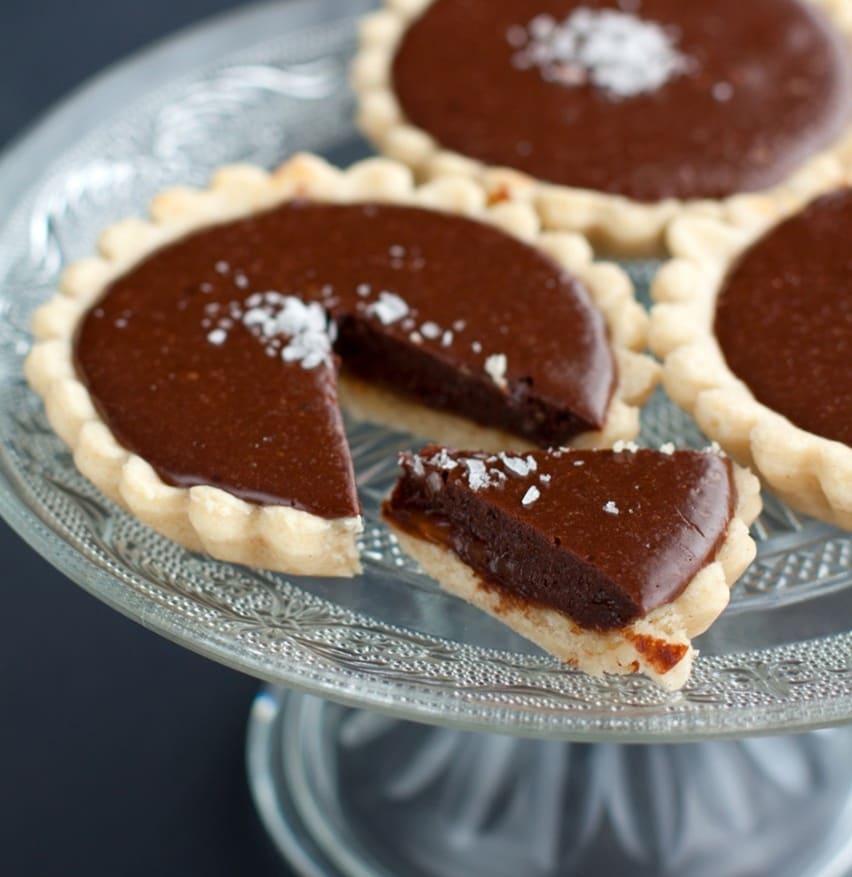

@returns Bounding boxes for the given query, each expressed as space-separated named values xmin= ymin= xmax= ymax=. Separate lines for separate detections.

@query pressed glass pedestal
xmin=1 ymin=3 xmax=851 ymax=875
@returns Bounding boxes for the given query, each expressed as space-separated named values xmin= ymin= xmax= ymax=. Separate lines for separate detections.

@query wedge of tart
xmin=384 ymin=443 xmax=761 ymax=689
xmin=652 ymin=178 xmax=852 ymax=530
xmin=25 ymin=154 xmax=657 ymax=576
xmin=354 ymin=0 xmax=852 ymax=255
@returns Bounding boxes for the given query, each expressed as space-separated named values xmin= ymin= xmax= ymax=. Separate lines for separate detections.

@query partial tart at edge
xmin=354 ymin=0 xmax=852 ymax=255
xmin=651 ymin=168 xmax=852 ymax=530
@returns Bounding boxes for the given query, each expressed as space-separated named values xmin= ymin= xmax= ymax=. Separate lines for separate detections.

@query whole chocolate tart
xmin=354 ymin=0 xmax=852 ymax=254
xmin=384 ymin=443 xmax=761 ymax=689
xmin=652 ymin=176 xmax=852 ymax=530
xmin=25 ymin=155 xmax=657 ymax=576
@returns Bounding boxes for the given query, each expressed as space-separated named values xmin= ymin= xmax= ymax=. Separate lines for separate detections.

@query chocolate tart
xmin=384 ymin=443 xmax=761 ymax=689
xmin=651 ymin=172 xmax=852 ymax=530
xmin=353 ymin=0 xmax=852 ymax=255
xmin=25 ymin=154 xmax=657 ymax=576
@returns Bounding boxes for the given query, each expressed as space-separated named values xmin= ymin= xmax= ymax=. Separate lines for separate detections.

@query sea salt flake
xmin=484 ymin=353 xmax=508 ymax=388
xmin=214 ymin=260 xmax=230 ymax=275
xmin=429 ymin=449 xmax=459 ymax=470
xmin=367 ymin=291 xmax=409 ymax=325
xmin=603 ymin=500 xmax=620 ymax=515
xmin=489 ymin=468 xmax=507 ymax=485
xmin=356 ymin=283 xmax=371 ymax=298
xmin=420 ymin=321 xmax=441 ymax=340
xmin=522 ymin=485 xmax=541 ymax=506
xmin=235 ymin=273 xmax=249 ymax=289
xmin=453 ymin=319 xmax=467 ymax=332
xmin=207 ymin=328 xmax=227 ymax=345
xmin=659 ymin=442 xmax=676 ymax=455
xmin=540 ymin=473 xmax=552 ymax=483
xmin=471 ymin=341 xmax=483 ymax=354
xmin=499 ymin=452 xmax=535 ymax=477
xmin=530 ymin=14 xmax=556 ymax=40
xmin=712 ymin=81 xmax=734 ymax=102
xmin=613 ymin=440 xmax=639 ymax=453
xmin=441 ymin=330 xmax=454 ymax=348
xmin=464 ymin=458 xmax=492 ymax=491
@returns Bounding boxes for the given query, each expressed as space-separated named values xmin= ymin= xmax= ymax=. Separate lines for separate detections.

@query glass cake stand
xmin=2 ymin=2 xmax=852 ymax=875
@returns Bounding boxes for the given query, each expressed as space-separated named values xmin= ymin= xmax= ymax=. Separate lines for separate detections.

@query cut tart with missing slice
xmin=25 ymin=154 xmax=657 ymax=577
xmin=384 ymin=444 xmax=761 ymax=689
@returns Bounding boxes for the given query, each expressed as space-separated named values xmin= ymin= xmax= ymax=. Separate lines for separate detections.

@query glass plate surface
xmin=1 ymin=0 xmax=851 ymax=742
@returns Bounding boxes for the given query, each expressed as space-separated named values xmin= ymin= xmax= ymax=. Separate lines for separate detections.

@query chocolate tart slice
xmin=652 ymin=177 xmax=852 ymax=531
xmin=25 ymin=155 xmax=657 ymax=575
xmin=384 ymin=444 xmax=760 ymax=689
xmin=354 ymin=0 xmax=852 ymax=255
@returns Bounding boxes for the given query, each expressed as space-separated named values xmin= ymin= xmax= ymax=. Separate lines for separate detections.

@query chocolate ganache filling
xmin=716 ymin=188 xmax=852 ymax=448
xmin=74 ymin=201 xmax=615 ymax=518
xmin=384 ymin=446 xmax=736 ymax=630
xmin=391 ymin=0 xmax=852 ymax=202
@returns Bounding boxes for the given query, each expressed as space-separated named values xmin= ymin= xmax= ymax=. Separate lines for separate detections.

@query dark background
xmin=1 ymin=1 xmax=297 ymax=874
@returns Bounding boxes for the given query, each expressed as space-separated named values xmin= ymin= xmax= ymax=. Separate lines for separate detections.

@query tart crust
xmin=388 ymin=457 xmax=761 ymax=690
xmin=25 ymin=154 xmax=657 ymax=575
xmin=651 ymin=164 xmax=852 ymax=530
xmin=353 ymin=0 xmax=852 ymax=256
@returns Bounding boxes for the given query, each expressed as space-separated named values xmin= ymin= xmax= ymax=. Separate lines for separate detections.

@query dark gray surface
xmin=1 ymin=1 xmax=293 ymax=874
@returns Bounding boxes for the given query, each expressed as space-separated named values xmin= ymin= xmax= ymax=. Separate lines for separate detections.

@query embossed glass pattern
xmin=0 ymin=0 xmax=850 ymax=741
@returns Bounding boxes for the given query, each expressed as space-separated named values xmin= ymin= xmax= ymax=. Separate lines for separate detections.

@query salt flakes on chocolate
xmin=499 ymin=452 xmax=537 ymax=477
xmin=521 ymin=485 xmax=541 ymax=506
xmin=205 ymin=292 xmax=332 ymax=370
xmin=509 ymin=7 xmax=690 ymax=99
xmin=428 ymin=449 xmax=459 ymax=471
xmin=484 ymin=353 xmax=508 ymax=388
xmin=366 ymin=291 xmax=410 ymax=325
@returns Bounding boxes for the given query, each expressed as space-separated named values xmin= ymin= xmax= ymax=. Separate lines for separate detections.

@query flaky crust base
xmin=389 ymin=462 xmax=761 ymax=690
xmin=651 ymin=164 xmax=852 ymax=531
xmin=25 ymin=153 xmax=657 ymax=576
xmin=353 ymin=0 xmax=852 ymax=256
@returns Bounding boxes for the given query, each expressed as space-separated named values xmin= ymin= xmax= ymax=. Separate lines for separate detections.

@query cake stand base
xmin=247 ymin=687 xmax=852 ymax=877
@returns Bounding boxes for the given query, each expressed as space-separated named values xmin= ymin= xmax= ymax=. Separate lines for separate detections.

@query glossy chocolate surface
xmin=716 ymin=188 xmax=852 ymax=448
xmin=392 ymin=0 xmax=852 ymax=202
xmin=385 ymin=446 xmax=735 ymax=629
xmin=75 ymin=200 xmax=614 ymax=517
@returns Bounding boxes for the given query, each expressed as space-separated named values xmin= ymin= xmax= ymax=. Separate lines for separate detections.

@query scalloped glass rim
xmin=1 ymin=0 xmax=851 ymax=742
